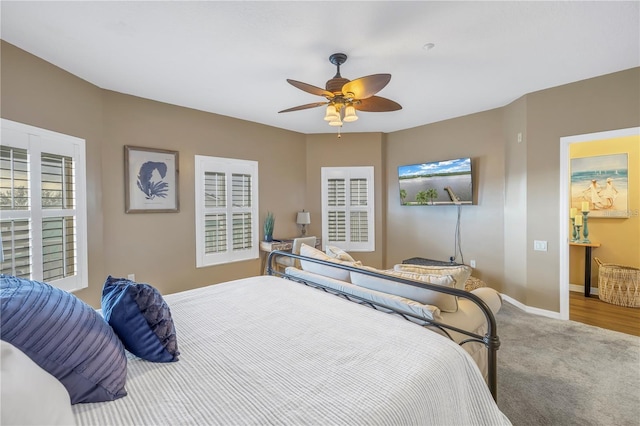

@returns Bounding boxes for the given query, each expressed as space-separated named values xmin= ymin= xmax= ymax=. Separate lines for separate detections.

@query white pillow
xmin=394 ymin=263 xmax=472 ymax=290
xmin=325 ymin=245 xmax=357 ymax=262
xmin=300 ymin=243 xmax=361 ymax=282
xmin=286 ymin=266 xmax=442 ymax=321
xmin=351 ymin=265 xmax=459 ymax=312
xmin=1 ymin=340 xmax=76 ymax=426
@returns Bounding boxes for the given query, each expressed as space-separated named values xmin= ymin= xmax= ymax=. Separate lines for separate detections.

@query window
xmin=0 ymin=119 xmax=88 ymax=291
xmin=195 ymin=155 xmax=259 ymax=267
xmin=321 ymin=166 xmax=374 ymax=252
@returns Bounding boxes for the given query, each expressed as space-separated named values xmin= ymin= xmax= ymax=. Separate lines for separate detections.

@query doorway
xmin=559 ymin=127 xmax=639 ymax=331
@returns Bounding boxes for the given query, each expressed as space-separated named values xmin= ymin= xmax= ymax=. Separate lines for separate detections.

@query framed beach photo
xmin=570 ymin=153 xmax=628 ymax=218
xmin=125 ymin=146 xmax=179 ymax=213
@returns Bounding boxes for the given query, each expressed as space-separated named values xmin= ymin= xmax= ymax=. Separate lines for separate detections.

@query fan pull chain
xmin=337 ymin=126 xmax=342 ymax=139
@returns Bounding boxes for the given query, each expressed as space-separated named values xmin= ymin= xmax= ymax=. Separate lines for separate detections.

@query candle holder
xmin=575 ymin=224 xmax=582 ymax=243
xmin=581 ymin=211 xmax=590 ymax=243
xmin=571 ymin=217 xmax=578 ymax=242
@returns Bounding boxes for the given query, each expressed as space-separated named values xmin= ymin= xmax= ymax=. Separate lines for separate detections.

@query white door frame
xmin=558 ymin=127 xmax=639 ymax=320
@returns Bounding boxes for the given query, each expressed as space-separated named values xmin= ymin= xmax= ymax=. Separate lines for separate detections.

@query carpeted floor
xmin=495 ymin=301 xmax=640 ymax=426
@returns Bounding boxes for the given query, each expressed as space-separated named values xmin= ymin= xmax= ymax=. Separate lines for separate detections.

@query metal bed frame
xmin=266 ymin=250 xmax=501 ymax=402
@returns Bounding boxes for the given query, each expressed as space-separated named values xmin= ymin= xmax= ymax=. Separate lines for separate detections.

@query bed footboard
xmin=266 ymin=250 xmax=501 ymax=401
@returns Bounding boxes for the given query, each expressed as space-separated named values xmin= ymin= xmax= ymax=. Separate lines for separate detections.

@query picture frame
xmin=570 ymin=153 xmax=628 ymax=218
xmin=124 ymin=145 xmax=179 ymax=213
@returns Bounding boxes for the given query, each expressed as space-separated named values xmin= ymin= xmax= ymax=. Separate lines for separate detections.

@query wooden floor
xmin=569 ymin=291 xmax=640 ymax=337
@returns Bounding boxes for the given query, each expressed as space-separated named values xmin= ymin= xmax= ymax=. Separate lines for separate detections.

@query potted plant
xmin=264 ymin=211 xmax=275 ymax=242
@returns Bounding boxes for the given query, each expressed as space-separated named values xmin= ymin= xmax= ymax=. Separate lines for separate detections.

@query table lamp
xmin=296 ymin=211 xmax=311 ymax=236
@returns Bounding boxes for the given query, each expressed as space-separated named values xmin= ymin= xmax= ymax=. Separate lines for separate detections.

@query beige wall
xmin=1 ymin=41 xmax=307 ymax=307
xmin=383 ymin=68 xmax=639 ymax=311
xmin=385 ymin=110 xmax=506 ymax=289
xmin=502 ymin=96 xmax=528 ymax=301
xmin=1 ymin=41 xmax=107 ymax=306
xmin=304 ymin=132 xmax=386 ymax=268
xmin=99 ymin=91 xmax=307 ymax=302
xmin=524 ymin=68 xmax=640 ymax=310
xmin=2 ymin=40 xmax=639 ymax=313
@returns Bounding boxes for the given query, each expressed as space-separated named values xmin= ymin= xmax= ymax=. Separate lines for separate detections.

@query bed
xmin=1 ymin=252 xmax=510 ymax=425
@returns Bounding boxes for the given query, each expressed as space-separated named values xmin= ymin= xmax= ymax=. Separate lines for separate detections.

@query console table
xmin=259 ymin=238 xmax=322 ymax=274
xmin=569 ymin=241 xmax=601 ymax=297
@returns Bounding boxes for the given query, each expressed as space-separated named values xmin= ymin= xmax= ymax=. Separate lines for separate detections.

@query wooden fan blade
xmin=355 ymin=96 xmax=402 ymax=112
xmin=287 ymin=79 xmax=334 ymax=98
xmin=342 ymin=74 xmax=391 ymax=99
xmin=278 ymin=102 xmax=328 ymax=113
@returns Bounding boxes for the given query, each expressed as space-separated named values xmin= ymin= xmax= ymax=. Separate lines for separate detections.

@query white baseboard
xmin=569 ymin=283 xmax=598 ymax=296
xmin=500 ymin=294 xmax=562 ymax=320
xmin=501 ymin=285 xmax=600 ymax=321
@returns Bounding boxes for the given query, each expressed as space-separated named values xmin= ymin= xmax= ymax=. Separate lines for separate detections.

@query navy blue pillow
xmin=101 ymin=276 xmax=179 ymax=362
xmin=0 ymin=275 xmax=127 ymax=404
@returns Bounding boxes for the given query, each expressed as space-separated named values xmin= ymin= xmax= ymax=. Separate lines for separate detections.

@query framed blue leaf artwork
xmin=125 ymin=146 xmax=179 ymax=213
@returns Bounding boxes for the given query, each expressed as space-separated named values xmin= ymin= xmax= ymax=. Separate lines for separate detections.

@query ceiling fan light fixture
xmin=343 ymin=105 xmax=358 ymax=122
xmin=324 ymin=104 xmax=339 ymax=121
xmin=280 ymin=53 xmax=400 ymax=129
xmin=328 ymin=116 xmax=343 ymax=126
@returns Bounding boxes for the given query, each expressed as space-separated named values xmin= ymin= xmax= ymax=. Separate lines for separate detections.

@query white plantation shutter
xmin=0 ymin=119 xmax=88 ymax=291
xmin=232 ymin=212 xmax=252 ymax=250
xmin=231 ymin=174 xmax=252 ymax=251
xmin=195 ymin=156 xmax=258 ymax=267
xmin=349 ymin=178 xmax=369 ymax=243
xmin=322 ymin=167 xmax=374 ymax=252
xmin=204 ymin=213 xmax=227 ymax=254
xmin=42 ymin=216 xmax=76 ymax=281
xmin=41 ymin=153 xmax=77 ymax=281
xmin=204 ymin=172 xmax=227 ymax=254
xmin=0 ymin=146 xmax=31 ymax=278
xmin=327 ymin=178 xmax=346 ymax=242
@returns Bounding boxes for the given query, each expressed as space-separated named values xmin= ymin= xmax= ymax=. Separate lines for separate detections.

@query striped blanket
xmin=74 ymin=276 xmax=510 ymax=425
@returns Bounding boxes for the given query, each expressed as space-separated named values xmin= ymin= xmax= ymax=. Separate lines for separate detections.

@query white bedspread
xmin=74 ymin=276 xmax=510 ymax=425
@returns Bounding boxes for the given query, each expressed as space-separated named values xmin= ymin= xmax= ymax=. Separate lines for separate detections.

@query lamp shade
xmin=343 ymin=105 xmax=358 ymax=122
xmin=324 ymin=105 xmax=339 ymax=121
xmin=296 ymin=211 xmax=311 ymax=225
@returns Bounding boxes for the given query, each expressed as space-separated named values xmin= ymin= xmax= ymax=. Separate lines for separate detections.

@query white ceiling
xmin=2 ymin=1 xmax=639 ymax=135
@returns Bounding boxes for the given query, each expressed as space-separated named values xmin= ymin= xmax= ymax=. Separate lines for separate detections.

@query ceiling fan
xmin=278 ymin=53 xmax=402 ymax=127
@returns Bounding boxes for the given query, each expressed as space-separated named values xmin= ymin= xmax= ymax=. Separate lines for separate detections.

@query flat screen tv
xmin=398 ymin=157 xmax=474 ymax=205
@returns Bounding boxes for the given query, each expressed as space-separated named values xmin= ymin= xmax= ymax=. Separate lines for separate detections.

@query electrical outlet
xmin=534 ymin=240 xmax=548 ymax=252
xmin=127 ymin=274 xmax=135 ymax=281
xmin=470 ymin=260 xmax=476 ymax=268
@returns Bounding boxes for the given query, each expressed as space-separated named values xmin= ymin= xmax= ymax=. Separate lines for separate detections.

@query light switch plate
xmin=534 ymin=240 xmax=548 ymax=251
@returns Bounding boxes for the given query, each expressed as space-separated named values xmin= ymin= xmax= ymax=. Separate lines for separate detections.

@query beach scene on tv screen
xmin=398 ymin=157 xmax=473 ymax=205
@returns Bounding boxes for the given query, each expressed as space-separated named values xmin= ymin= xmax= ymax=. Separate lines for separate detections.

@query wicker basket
xmin=595 ymin=258 xmax=640 ymax=308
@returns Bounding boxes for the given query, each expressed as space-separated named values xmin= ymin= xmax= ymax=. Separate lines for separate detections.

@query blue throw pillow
xmin=0 ymin=275 xmax=127 ymax=404
xmin=101 ymin=276 xmax=179 ymax=363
